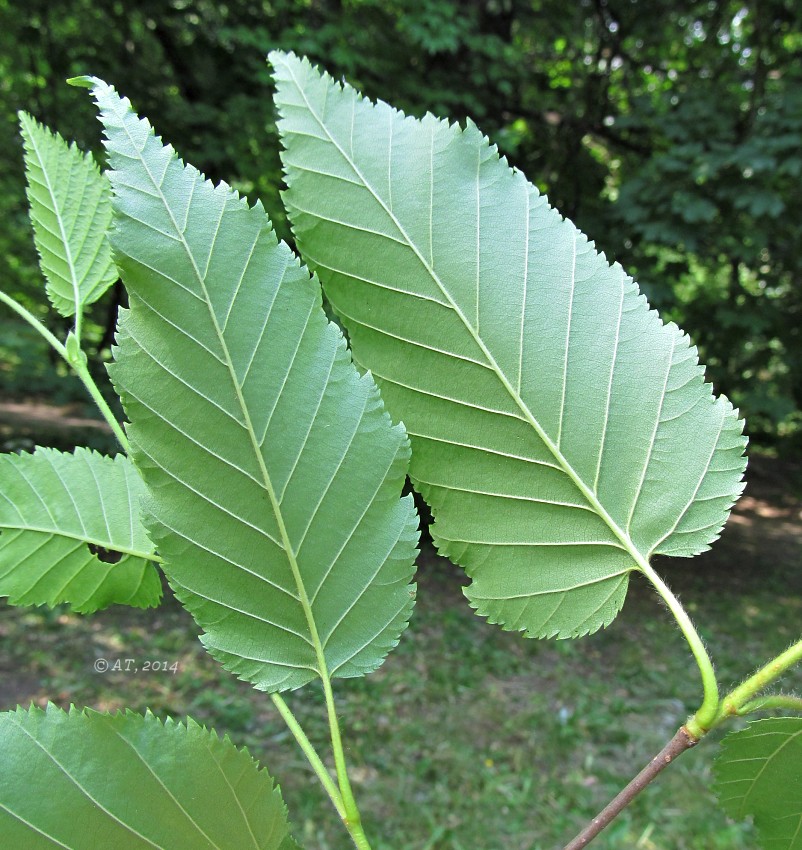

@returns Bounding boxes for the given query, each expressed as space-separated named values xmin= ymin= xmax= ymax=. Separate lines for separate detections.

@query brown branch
xmin=562 ymin=726 xmax=698 ymax=850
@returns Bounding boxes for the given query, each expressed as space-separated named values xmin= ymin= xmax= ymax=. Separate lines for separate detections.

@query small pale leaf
xmin=0 ymin=704 xmax=301 ymax=850
xmin=272 ymin=52 xmax=747 ymax=639
xmin=19 ymin=112 xmax=118 ymax=316
xmin=0 ymin=447 xmax=161 ymax=612
xmin=89 ymin=79 xmax=418 ymax=692
xmin=714 ymin=717 xmax=802 ymax=850
xmin=66 ymin=75 xmax=95 ymax=89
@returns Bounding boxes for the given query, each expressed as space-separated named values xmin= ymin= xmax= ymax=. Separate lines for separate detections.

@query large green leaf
xmin=19 ymin=112 xmax=117 ymax=317
xmin=0 ymin=704 xmax=301 ymax=850
xmin=272 ymin=52 xmax=747 ymax=638
xmin=713 ymin=717 xmax=802 ymax=850
xmin=86 ymin=79 xmax=418 ymax=692
xmin=0 ymin=447 xmax=161 ymax=612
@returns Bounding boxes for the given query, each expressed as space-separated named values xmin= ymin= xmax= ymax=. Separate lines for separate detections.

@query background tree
xmin=1 ymin=0 xmax=800 ymax=445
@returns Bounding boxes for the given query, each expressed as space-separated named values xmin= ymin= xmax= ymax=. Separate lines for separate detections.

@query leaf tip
xmin=267 ymin=48 xmax=290 ymax=66
xmin=66 ymin=75 xmax=98 ymax=90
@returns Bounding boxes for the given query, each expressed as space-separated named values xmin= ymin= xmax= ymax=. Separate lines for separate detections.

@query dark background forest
xmin=1 ymin=0 xmax=801 ymax=451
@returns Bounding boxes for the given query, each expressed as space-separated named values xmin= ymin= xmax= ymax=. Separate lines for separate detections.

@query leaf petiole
xmin=271 ymin=686 xmax=372 ymax=849
xmin=736 ymin=694 xmax=802 ymax=715
xmin=638 ymin=560 xmax=719 ymax=735
xmin=66 ymin=337 xmax=131 ymax=453
xmin=0 ymin=289 xmax=130 ymax=453
xmin=320 ymin=673 xmax=372 ymax=849
xmin=0 ymin=289 xmax=68 ymax=358
xmin=270 ymin=693 xmax=346 ymax=820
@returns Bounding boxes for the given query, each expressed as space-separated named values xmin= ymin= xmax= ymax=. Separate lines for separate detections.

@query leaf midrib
xmin=109 ymin=91 xmax=330 ymax=679
xmin=285 ymin=62 xmax=649 ymax=574
xmin=0 ymin=523 xmax=155 ymax=561
xmin=23 ymin=117 xmax=82 ymax=316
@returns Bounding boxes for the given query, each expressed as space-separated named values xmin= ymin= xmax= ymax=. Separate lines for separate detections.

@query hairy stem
xmin=562 ymin=726 xmax=698 ymax=850
xmin=565 ymin=639 xmax=802 ymax=848
xmin=0 ymin=290 xmax=130 ymax=452
xmin=270 ymin=693 xmax=346 ymax=820
xmin=638 ymin=562 xmax=719 ymax=734
xmin=713 ymin=638 xmax=802 ymax=727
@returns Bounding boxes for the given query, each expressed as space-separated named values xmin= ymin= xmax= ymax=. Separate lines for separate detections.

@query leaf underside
xmin=19 ymin=111 xmax=117 ymax=317
xmin=272 ymin=51 xmax=747 ymax=639
xmin=91 ymin=79 xmax=418 ymax=692
xmin=714 ymin=717 xmax=802 ymax=850
xmin=0 ymin=704 xmax=301 ymax=850
xmin=0 ymin=447 xmax=160 ymax=612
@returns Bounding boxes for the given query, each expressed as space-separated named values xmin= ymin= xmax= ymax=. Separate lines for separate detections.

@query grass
xmin=0 ymin=453 xmax=800 ymax=849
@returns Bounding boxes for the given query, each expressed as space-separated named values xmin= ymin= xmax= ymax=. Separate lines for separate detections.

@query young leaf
xmin=272 ymin=52 xmax=747 ymax=639
xmin=0 ymin=704 xmax=301 ymax=849
xmin=0 ymin=447 xmax=161 ymax=612
xmin=86 ymin=79 xmax=418 ymax=692
xmin=19 ymin=112 xmax=117 ymax=317
xmin=713 ymin=717 xmax=802 ymax=850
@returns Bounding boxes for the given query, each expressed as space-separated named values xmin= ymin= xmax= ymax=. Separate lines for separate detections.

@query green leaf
xmin=0 ymin=447 xmax=161 ymax=613
xmin=87 ymin=79 xmax=418 ymax=692
xmin=272 ymin=52 xmax=747 ymax=639
xmin=0 ymin=704 xmax=301 ymax=850
xmin=18 ymin=112 xmax=118 ymax=317
xmin=714 ymin=717 xmax=802 ymax=850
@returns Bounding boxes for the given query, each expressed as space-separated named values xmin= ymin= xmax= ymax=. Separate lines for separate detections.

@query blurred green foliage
xmin=1 ymin=0 xmax=800 ymax=445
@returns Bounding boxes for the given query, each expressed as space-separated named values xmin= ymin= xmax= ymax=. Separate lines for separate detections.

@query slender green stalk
xmin=272 ymin=675 xmax=371 ymax=849
xmin=712 ymin=638 xmax=802 ymax=728
xmin=638 ymin=562 xmax=719 ymax=735
xmin=270 ymin=693 xmax=346 ymax=820
xmin=319 ymin=674 xmax=372 ymax=849
xmin=0 ymin=290 xmax=68 ymax=357
xmin=0 ymin=290 xmax=130 ymax=452
xmin=66 ymin=343 xmax=130 ymax=452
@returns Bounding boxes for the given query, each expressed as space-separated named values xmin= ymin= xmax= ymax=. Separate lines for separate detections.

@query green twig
xmin=270 ymin=693 xmax=346 ymax=820
xmin=712 ymin=638 xmax=802 ymax=727
xmin=562 ymin=562 xmax=721 ymax=847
